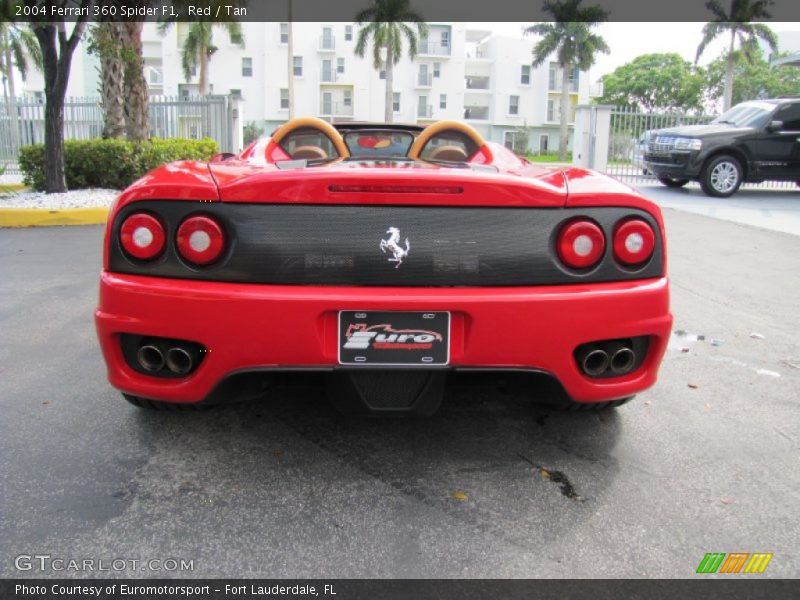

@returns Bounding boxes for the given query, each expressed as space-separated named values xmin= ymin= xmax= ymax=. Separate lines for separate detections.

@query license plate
xmin=338 ymin=311 xmax=450 ymax=366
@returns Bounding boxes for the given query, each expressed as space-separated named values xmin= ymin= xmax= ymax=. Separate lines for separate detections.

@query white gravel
xmin=0 ymin=188 xmax=119 ymax=209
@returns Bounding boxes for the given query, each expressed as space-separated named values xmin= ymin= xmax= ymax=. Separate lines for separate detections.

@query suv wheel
xmin=700 ymin=155 xmax=743 ymax=197
xmin=657 ymin=176 xmax=689 ymax=188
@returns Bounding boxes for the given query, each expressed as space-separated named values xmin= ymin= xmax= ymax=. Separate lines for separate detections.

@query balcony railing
xmin=417 ymin=104 xmax=433 ymax=118
xmin=418 ymin=41 xmax=451 ymax=56
xmin=320 ymin=101 xmax=353 ymax=117
xmin=320 ymin=69 xmax=338 ymax=83
xmin=465 ymin=76 xmax=490 ymax=90
xmin=318 ymin=35 xmax=336 ymax=51
xmin=463 ymin=106 xmax=489 ymax=120
xmin=416 ymin=73 xmax=433 ymax=88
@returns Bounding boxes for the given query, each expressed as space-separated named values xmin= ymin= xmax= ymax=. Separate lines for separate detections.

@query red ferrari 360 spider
xmin=95 ymin=118 xmax=672 ymax=414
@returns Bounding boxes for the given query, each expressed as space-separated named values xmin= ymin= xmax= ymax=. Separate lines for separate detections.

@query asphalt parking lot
xmin=1 ymin=189 xmax=799 ymax=578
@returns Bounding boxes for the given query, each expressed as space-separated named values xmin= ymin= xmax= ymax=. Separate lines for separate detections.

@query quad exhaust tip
xmin=137 ymin=344 xmax=165 ymax=372
xmin=132 ymin=337 xmax=203 ymax=376
xmin=610 ymin=346 xmax=636 ymax=374
xmin=576 ymin=338 xmax=643 ymax=378
xmin=166 ymin=347 xmax=194 ymax=375
xmin=582 ymin=348 xmax=610 ymax=377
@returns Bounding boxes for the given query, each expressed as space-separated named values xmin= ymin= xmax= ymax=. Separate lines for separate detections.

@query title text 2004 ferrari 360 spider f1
xmin=95 ymin=118 xmax=672 ymax=414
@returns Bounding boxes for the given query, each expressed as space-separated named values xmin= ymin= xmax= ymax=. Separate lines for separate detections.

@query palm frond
xmin=696 ymin=21 xmax=726 ymax=63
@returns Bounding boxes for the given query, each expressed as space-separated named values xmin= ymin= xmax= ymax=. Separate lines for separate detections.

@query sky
xmin=481 ymin=22 xmax=800 ymax=82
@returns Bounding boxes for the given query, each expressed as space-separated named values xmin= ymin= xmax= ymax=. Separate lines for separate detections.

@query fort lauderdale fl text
xmin=15 ymin=3 xmax=247 ymax=18
xmin=16 ymin=583 xmax=336 ymax=596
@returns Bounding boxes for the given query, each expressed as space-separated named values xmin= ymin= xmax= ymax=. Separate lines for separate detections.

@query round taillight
xmin=557 ymin=220 xmax=605 ymax=269
xmin=119 ymin=213 xmax=165 ymax=260
xmin=176 ymin=215 xmax=226 ymax=265
xmin=613 ymin=219 xmax=655 ymax=266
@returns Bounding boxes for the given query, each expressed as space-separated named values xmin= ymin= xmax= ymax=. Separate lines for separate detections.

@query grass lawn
xmin=527 ymin=153 xmax=573 ymax=163
xmin=0 ymin=183 xmax=29 ymax=196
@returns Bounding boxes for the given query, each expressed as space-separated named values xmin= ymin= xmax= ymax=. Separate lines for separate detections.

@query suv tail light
xmin=119 ymin=213 xmax=165 ymax=260
xmin=176 ymin=215 xmax=226 ymax=265
xmin=613 ymin=219 xmax=655 ymax=266
xmin=557 ymin=220 xmax=605 ymax=269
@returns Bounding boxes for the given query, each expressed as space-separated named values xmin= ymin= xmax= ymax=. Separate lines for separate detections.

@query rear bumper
xmin=95 ymin=272 xmax=673 ymax=404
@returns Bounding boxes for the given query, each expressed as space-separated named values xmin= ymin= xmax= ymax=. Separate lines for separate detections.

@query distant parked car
xmin=645 ymin=98 xmax=800 ymax=197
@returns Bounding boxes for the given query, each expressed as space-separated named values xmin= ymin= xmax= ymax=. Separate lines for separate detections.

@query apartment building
xmin=21 ymin=22 xmax=594 ymax=154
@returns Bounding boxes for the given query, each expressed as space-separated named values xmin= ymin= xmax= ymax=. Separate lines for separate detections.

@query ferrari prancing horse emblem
xmin=380 ymin=226 xmax=410 ymax=268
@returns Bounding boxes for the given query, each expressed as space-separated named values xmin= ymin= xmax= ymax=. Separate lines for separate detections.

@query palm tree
xmin=158 ymin=21 xmax=244 ymax=96
xmin=89 ymin=23 xmax=126 ymax=138
xmin=354 ymin=0 xmax=428 ymax=122
xmin=696 ymin=0 xmax=777 ymax=111
xmin=525 ymin=0 xmax=609 ymax=161
xmin=0 ymin=21 xmax=42 ymax=101
xmin=122 ymin=22 xmax=150 ymax=142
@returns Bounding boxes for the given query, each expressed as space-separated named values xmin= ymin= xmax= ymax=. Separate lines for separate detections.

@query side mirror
xmin=767 ymin=120 xmax=783 ymax=132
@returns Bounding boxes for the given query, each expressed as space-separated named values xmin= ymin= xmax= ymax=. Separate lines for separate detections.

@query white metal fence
xmin=605 ymin=106 xmax=795 ymax=190
xmin=0 ymin=95 xmax=236 ymax=174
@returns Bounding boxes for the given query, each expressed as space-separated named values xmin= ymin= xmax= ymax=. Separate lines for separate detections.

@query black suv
xmin=645 ymin=98 xmax=800 ymax=197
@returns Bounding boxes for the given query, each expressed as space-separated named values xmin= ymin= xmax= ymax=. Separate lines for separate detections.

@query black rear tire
xmin=657 ymin=177 xmax=689 ymax=188
xmin=555 ymin=397 xmax=633 ymax=412
xmin=700 ymin=155 xmax=743 ymax=197
xmin=122 ymin=393 xmax=207 ymax=411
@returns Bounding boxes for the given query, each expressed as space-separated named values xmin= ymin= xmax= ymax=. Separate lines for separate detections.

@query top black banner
xmin=3 ymin=0 xmax=800 ymax=23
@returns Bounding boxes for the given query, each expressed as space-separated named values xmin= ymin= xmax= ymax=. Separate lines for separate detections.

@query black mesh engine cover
xmin=109 ymin=201 xmax=664 ymax=286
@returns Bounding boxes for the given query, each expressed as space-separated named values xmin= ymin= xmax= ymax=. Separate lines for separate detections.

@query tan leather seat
xmin=291 ymin=145 xmax=329 ymax=160
xmin=427 ymin=145 xmax=469 ymax=162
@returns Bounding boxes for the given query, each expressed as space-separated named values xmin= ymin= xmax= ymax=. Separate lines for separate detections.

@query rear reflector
xmin=328 ymin=185 xmax=463 ymax=194
xmin=176 ymin=215 xmax=226 ymax=265
xmin=119 ymin=213 xmax=165 ymax=260
xmin=557 ymin=220 xmax=605 ymax=269
xmin=613 ymin=219 xmax=655 ymax=265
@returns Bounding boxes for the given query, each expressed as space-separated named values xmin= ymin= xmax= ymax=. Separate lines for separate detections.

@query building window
xmin=241 ymin=57 xmax=253 ymax=77
xmin=393 ymin=92 xmax=400 ymax=112
xmin=503 ymin=131 xmax=515 ymax=150
xmin=439 ymin=94 xmax=447 ymax=109
xmin=230 ymin=89 xmax=242 ymax=99
xmin=509 ymin=95 xmax=519 ymax=115
xmin=280 ymin=23 xmax=288 ymax=44
xmin=379 ymin=69 xmax=386 ymax=80
xmin=433 ymin=62 xmax=440 ymax=78
xmin=280 ymin=88 xmax=289 ymax=109
xmin=548 ymin=62 xmax=558 ymax=91
xmin=547 ymin=99 xmax=556 ymax=122
xmin=521 ymin=65 xmax=531 ymax=85
xmin=441 ymin=30 xmax=449 ymax=48
xmin=345 ymin=25 xmax=353 ymax=41
xmin=293 ymin=56 xmax=303 ymax=77
xmin=539 ymin=134 xmax=549 ymax=153
xmin=337 ymin=57 xmax=345 ymax=74
xmin=344 ymin=90 xmax=352 ymax=107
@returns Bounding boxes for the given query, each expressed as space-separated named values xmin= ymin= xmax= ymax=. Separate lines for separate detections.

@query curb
xmin=0 ymin=207 xmax=109 ymax=227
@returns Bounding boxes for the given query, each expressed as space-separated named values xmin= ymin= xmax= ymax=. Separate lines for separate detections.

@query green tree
xmin=599 ymin=53 xmax=705 ymax=113
xmin=0 ymin=21 xmax=42 ymax=100
xmin=29 ymin=1 xmax=92 ymax=193
xmin=696 ymin=0 xmax=778 ymax=111
xmin=525 ymin=0 xmax=610 ymax=160
xmin=354 ymin=0 xmax=429 ymax=123
xmin=705 ymin=48 xmax=800 ymax=106
xmin=158 ymin=21 xmax=244 ymax=96
xmin=88 ymin=24 xmax=127 ymax=139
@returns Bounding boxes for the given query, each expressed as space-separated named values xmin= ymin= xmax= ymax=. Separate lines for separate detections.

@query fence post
xmin=572 ymin=105 xmax=592 ymax=168
xmin=590 ymin=105 xmax=613 ymax=172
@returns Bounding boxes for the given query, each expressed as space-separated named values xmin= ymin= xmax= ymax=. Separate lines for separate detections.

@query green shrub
xmin=18 ymin=137 xmax=219 ymax=191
